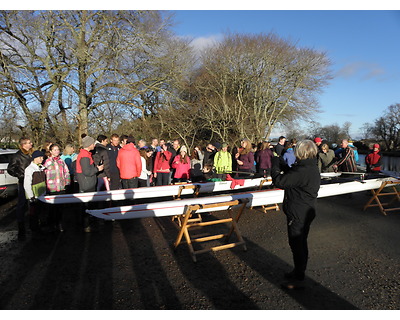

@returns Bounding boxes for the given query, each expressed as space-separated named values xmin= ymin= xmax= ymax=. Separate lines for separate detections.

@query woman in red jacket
xmin=365 ymin=143 xmax=382 ymax=173
xmin=153 ymin=144 xmax=172 ymax=186
xmin=172 ymin=146 xmax=191 ymax=183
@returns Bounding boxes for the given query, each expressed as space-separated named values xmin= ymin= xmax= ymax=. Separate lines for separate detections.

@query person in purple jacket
xmin=255 ymin=141 xmax=273 ymax=177
xmin=235 ymin=138 xmax=254 ymax=178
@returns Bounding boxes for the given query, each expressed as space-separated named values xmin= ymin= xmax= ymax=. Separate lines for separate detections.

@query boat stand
xmin=173 ymin=198 xmax=249 ymax=262
xmin=363 ymin=180 xmax=400 ymax=215
xmin=258 ymin=179 xmax=279 ymax=213
xmin=172 ymin=184 xmax=202 ymax=226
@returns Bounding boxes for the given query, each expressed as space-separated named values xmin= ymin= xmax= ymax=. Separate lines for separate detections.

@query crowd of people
xmin=7 ymin=133 xmax=382 ymax=239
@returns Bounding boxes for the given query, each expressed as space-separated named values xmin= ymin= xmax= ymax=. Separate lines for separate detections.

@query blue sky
xmin=170 ymin=9 xmax=400 ymax=138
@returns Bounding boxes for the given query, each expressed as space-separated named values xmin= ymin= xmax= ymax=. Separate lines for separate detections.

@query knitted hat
xmin=82 ymin=136 xmax=95 ymax=148
xmin=180 ymin=145 xmax=187 ymax=153
xmin=373 ymin=143 xmax=380 ymax=149
xmin=314 ymin=137 xmax=322 ymax=143
xmin=31 ymin=150 xmax=44 ymax=160
xmin=221 ymin=143 xmax=228 ymax=148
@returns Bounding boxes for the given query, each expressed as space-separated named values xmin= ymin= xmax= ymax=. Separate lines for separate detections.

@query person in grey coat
xmin=318 ymin=143 xmax=336 ymax=173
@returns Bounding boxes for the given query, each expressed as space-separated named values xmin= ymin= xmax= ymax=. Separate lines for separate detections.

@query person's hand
xmin=237 ymin=160 xmax=243 ymax=165
xmin=97 ymin=164 xmax=104 ymax=171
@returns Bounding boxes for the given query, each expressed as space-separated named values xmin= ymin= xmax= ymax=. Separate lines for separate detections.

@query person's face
xmin=173 ymin=140 xmax=179 ymax=149
xmin=121 ymin=139 xmax=127 ymax=146
xmin=222 ymin=146 xmax=228 ymax=152
xmin=34 ymin=156 xmax=43 ymax=164
xmin=280 ymin=139 xmax=286 ymax=145
xmin=322 ymin=147 xmax=327 ymax=153
xmin=152 ymin=139 xmax=158 ymax=146
xmin=22 ymin=140 xmax=33 ymax=152
xmin=160 ymin=140 xmax=165 ymax=146
xmin=102 ymin=139 xmax=108 ymax=146
xmin=316 ymin=142 xmax=321 ymax=146
xmin=88 ymin=143 xmax=95 ymax=151
xmin=373 ymin=147 xmax=379 ymax=152
xmin=50 ymin=146 xmax=60 ymax=157
xmin=341 ymin=140 xmax=348 ymax=148
xmin=241 ymin=141 xmax=247 ymax=148
xmin=111 ymin=137 xmax=120 ymax=147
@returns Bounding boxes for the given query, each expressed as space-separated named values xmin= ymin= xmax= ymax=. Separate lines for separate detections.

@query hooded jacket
xmin=116 ymin=143 xmax=142 ymax=179
xmin=24 ymin=162 xmax=46 ymax=199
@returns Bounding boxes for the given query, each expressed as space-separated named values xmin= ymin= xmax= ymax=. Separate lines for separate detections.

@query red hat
xmin=314 ymin=137 xmax=322 ymax=143
xmin=373 ymin=143 xmax=380 ymax=149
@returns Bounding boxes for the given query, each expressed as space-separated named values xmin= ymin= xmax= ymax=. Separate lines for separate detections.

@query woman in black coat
xmin=271 ymin=140 xmax=320 ymax=289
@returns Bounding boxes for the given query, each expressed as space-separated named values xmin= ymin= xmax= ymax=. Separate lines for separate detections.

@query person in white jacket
xmin=23 ymin=150 xmax=46 ymax=234
xmin=138 ymin=148 xmax=152 ymax=187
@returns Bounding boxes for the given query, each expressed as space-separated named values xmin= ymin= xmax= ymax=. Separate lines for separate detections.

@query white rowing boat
xmin=86 ymin=176 xmax=399 ymax=220
xmin=38 ymin=177 xmax=271 ymax=204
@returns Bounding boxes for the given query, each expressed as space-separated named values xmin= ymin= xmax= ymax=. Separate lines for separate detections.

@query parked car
xmin=0 ymin=149 xmax=19 ymax=198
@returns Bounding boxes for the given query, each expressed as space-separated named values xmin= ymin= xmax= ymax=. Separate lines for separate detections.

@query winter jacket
xmin=283 ymin=148 xmax=296 ymax=167
xmin=190 ymin=151 xmax=204 ymax=178
xmin=172 ymin=154 xmax=191 ymax=179
xmin=153 ymin=150 xmax=172 ymax=173
xmin=237 ymin=152 xmax=254 ymax=171
xmin=255 ymin=148 xmax=272 ymax=171
xmin=365 ymin=151 xmax=382 ymax=172
xmin=272 ymin=157 xmax=320 ymax=220
xmin=139 ymin=156 xmax=152 ymax=180
xmin=116 ymin=143 xmax=142 ymax=180
xmin=336 ymin=146 xmax=357 ymax=172
xmin=107 ymin=143 xmax=121 ymax=174
xmin=43 ymin=156 xmax=71 ymax=193
xmin=318 ymin=150 xmax=335 ymax=173
xmin=60 ymin=153 xmax=77 ymax=174
xmin=93 ymin=143 xmax=111 ymax=178
xmin=24 ymin=162 xmax=46 ymax=199
xmin=275 ymin=143 xmax=285 ymax=157
xmin=75 ymin=149 xmax=98 ymax=192
xmin=213 ymin=150 xmax=232 ymax=174
xmin=7 ymin=148 xmax=33 ymax=183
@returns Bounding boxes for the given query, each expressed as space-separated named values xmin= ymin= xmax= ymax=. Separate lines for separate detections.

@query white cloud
xmin=189 ymin=34 xmax=223 ymax=57
xmin=336 ymin=61 xmax=386 ymax=81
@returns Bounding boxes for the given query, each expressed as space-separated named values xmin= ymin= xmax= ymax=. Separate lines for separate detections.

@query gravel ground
xmin=0 ymin=190 xmax=399 ymax=310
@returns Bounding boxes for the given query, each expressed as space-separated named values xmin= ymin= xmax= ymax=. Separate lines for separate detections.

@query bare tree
xmin=371 ymin=103 xmax=400 ymax=151
xmin=189 ymin=33 xmax=332 ymax=145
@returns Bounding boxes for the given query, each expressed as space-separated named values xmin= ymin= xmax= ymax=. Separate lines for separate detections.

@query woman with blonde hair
xmin=234 ymin=138 xmax=254 ymax=178
xmin=271 ymin=140 xmax=320 ymax=290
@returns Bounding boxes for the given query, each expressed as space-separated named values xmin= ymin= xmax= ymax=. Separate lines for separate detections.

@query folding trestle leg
xmin=173 ymin=199 xmax=249 ymax=262
xmin=363 ymin=180 xmax=400 ymax=215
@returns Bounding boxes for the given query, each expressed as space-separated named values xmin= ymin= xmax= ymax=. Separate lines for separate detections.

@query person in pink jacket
xmin=116 ymin=136 xmax=142 ymax=189
xmin=171 ymin=145 xmax=191 ymax=183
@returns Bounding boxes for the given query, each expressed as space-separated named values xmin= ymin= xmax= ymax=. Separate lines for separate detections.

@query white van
xmin=0 ymin=149 xmax=19 ymax=198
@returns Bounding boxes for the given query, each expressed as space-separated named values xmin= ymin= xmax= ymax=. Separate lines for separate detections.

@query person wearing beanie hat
xmin=172 ymin=145 xmax=191 ymax=183
xmin=365 ymin=143 xmax=382 ymax=173
xmin=23 ymin=148 xmax=46 ymax=236
xmin=76 ymin=135 xmax=104 ymax=232
xmin=82 ymin=136 xmax=96 ymax=149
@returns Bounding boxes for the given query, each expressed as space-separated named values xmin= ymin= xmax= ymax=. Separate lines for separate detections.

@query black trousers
xmin=286 ymin=207 xmax=316 ymax=278
xmin=121 ymin=177 xmax=138 ymax=189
